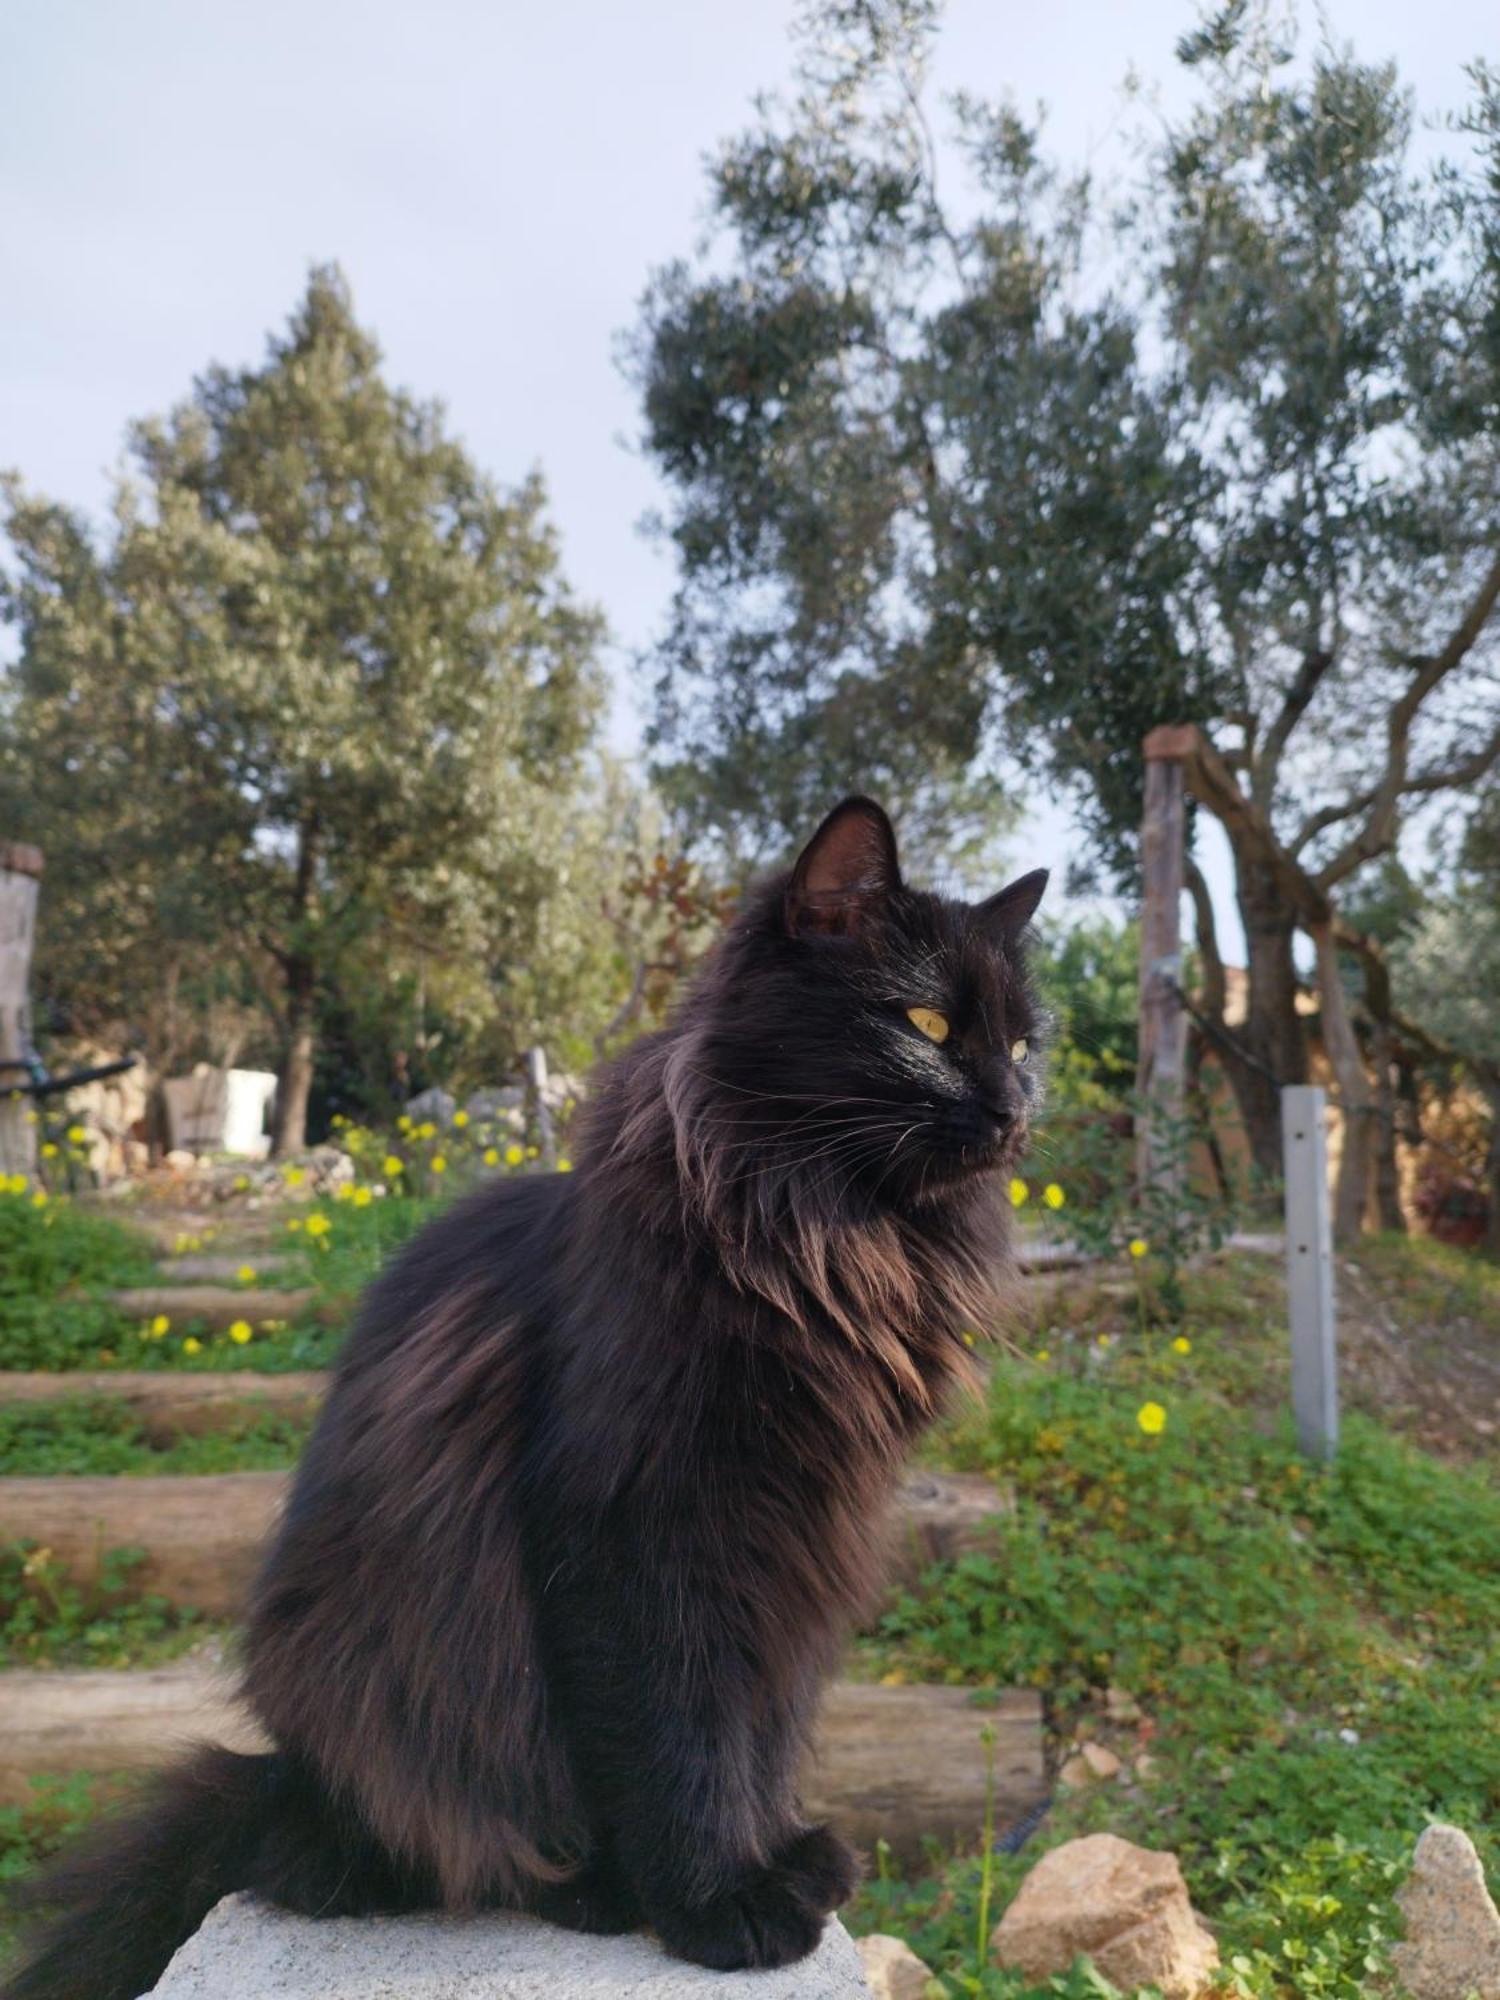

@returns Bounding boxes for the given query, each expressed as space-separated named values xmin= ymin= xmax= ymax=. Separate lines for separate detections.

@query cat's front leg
xmin=559 ymin=1583 xmax=856 ymax=1968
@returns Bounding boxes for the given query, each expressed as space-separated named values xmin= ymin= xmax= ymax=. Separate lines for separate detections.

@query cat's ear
xmin=974 ymin=868 xmax=1049 ymax=945
xmin=785 ymin=796 xmax=902 ymax=938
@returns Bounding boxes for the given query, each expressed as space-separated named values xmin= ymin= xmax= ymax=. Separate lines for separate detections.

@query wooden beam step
xmin=106 ymin=1286 xmax=326 ymax=1331
xmin=0 ymin=1666 xmax=1045 ymax=1856
xmin=0 ymin=1372 xmax=326 ymax=1440
xmin=0 ymin=1470 xmax=1011 ymax=1617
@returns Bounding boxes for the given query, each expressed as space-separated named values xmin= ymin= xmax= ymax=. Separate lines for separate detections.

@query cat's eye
xmin=1010 ymin=1038 xmax=1030 ymax=1065
xmin=906 ymin=1007 xmax=950 ymax=1045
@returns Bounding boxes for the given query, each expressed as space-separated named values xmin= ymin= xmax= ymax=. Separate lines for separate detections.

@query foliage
xmin=0 ymin=1399 xmax=310 ymax=1477
xmin=0 ymin=1185 xmax=153 ymax=1370
xmin=0 ymin=1543 xmax=207 ymax=1670
xmin=0 ymin=265 xmax=615 ymax=1143
xmin=852 ymin=1248 xmax=1498 ymax=1993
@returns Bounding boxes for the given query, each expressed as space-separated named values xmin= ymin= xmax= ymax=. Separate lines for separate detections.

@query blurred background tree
xmin=633 ymin=0 xmax=1500 ymax=1200
xmin=0 ymin=269 xmax=652 ymax=1148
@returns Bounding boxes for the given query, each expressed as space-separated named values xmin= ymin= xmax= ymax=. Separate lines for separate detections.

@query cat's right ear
xmin=785 ymin=796 xmax=901 ymax=938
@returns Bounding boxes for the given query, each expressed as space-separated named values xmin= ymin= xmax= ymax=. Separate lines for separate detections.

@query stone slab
xmin=146 ymin=1894 xmax=871 ymax=1998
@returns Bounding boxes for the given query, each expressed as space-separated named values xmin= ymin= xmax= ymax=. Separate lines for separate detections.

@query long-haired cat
xmin=5 ymin=797 xmax=1045 ymax=2000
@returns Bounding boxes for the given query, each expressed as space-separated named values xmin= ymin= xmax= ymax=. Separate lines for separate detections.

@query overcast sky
xmin=4 ymin=0 xmax=1494 ymax=956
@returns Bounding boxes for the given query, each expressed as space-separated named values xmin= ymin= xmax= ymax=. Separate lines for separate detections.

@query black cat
xmin=5 ymin=797 xmax=1045 ymax=2000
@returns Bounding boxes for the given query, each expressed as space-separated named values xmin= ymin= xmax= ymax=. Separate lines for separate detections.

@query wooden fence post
xmin=1282 ymin=1084 xmax=1339 ymax=1460
xmin=1136 ymin=728 xmax=1194 ymax=1200
xmin=0 ymin=843 xmax=44 ymax=1181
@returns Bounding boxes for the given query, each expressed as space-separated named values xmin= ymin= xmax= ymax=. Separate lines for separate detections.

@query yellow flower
xmin=283 ymin=1166 xmax=305 ymax=1188
xmin=1137 ymin=1401 xmax=1167 ymax=1435
xmin=1128 ymin=1237 xmax=1149 ymax=1259
xmin=1035 ymin=1348 xmax=1051 ymax=1363
xmin=1008 ymin=1178 xmax=1029 ymax=1207
xmin=961 ymin=1330 xmax=976 ymax=1347
xmin=504 ymin=1143 xmax=524 ymax=1167
xmin=526 ymin=1145 xmax=539 ymax=1159
xmin=236 ymin=1264 xmax=257 ymax=1284
xmin=1172 ymin=1336 xmax=1192 ymax=1356
xmin=453 ymin=1110 xmax=469 ymax=1129
xmin=150 ymin=1315 xmax=171 ymax=1337
xmin=333 ymin=1182 xmax=352 ymax=1202
xmin=229 ymin=1320 xmax=253 ymax=1345
xmin=430 ymin=1155 xmax=448 ymax=1175
xmin=483 ymin=1147 xmax=500 ymax=1167
xmin=397 ymin=1114 xmax=413 ymax=1134
xmin=383 ymin=1155 xmax=403 ymax=1178
xmin=1042 ymin=1183 xmax=1065 ymax=1209
xmin=285 ymin=1216 xmax=303 ymax=1232
xmin=4 ymin=1173 xmax=25 ymax=1194
xmin=556 ymin=1158 xmax=573 ymax=1173
xmin=182 ymin=1336 xmax=203 ymax=1355
xmin=418 ymin=1121 xmax=437 ymax=1141
xmin=304 ymin=1214 xmax=331 ymax=1238
xmin=66 ymin=1125 xmax=86 ymax=1144
xmin=30 ymin=1189 xmax=48 ymax=1208
xmin=352 ymin=1186 xmax=372 ymax=1207
xmin=232 ymin=1174 xmax=249 ymax=1192
xmin=40 ymin=1141 xmax=59 ymax=1159
xmin=1097 ymin=1333 xmax=1112 ymax=1349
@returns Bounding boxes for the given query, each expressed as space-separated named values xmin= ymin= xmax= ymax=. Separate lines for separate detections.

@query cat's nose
xmin=977 ymin=1097 xmax=1016 ymax=1133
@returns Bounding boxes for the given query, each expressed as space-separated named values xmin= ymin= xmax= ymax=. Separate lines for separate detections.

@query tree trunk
xmin=270 ymin=953 xmax=315 ymax=1157
xmin=1311 ymin=922 xmax=1374 ymax=1246
xmin=1361 ymin=951 xmax=1406 ymax=1234
xmin=1482 ymin=1075 xmax=1500 ymax=1263
xmin=1217 ymin=850 xmax=1308 ymax=1189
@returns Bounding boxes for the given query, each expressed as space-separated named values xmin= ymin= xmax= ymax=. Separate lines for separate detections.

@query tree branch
xmin=1253 ymin=649 xmax=1334 ymax=811
xmin=1293 ymin=714 xmax=1500 ymax=858
xmin=1314 ymin=550 xmax=1500 ymax=888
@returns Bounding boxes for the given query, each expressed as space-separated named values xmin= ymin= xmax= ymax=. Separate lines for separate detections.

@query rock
xmin=1392 ymin=1823 xmax=1500 ymax=2000
xmin=1058 ymin=1742 xmax=1119 ymax=1789
xmin=147 ymin=1894 xmax=870 ymax=1998
xmin=1104 ymin=1688 xmax=1141 ymax=1723
xmin=854 ymin=1933 xmax=933 ymax=1999
xmin=991 ymin=1834 xmax=1218 ymax=2000
xmin=404 ymin=1086 xmax=457 ymax=1128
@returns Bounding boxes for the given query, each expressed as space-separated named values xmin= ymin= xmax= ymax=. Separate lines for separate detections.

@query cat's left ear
xmin=974 ymin=868 xmax=1049 ymax=945
xmin=785 ymin=796 xmax=902 ymax=938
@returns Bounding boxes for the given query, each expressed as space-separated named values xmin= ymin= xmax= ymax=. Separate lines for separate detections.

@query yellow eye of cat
xmin=906 ymin=1007 xmax=950 ymax=1044
xmin=1010 ymin=1038 xmax=1029 ymax=1064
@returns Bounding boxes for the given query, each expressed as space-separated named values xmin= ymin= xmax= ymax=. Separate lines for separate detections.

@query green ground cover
xmin=0 ymin=1399 xmax=311 ymax=1476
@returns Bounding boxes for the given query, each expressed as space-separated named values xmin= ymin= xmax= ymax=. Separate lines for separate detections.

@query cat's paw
xmin=770 ymin=1823 xmax=860 ymax=1913
xmin=652 ymin=1864 xmax=828 ymax=1971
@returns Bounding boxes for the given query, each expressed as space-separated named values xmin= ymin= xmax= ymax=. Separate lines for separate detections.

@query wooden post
xmin=1136 ymin=728 xmax=1193 ymax=1200
xmin=1282 ymin=1084 xmax=1339 ymax=1460
xmin=525 ymin=1045 xmax=557 ymax=1170
xmin=0 ymin=843 xmax=44 ymax=1181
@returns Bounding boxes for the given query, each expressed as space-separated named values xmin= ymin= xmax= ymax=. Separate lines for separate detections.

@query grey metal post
xmin=1282 ymin=1085 xmax=1338 ymax=1460
xmin=525 ymin=1045 xmax=557 ymax=1170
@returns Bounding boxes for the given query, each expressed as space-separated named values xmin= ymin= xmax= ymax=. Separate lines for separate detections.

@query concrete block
xmin=146 ymin=1894 xmax=873 ymax=1998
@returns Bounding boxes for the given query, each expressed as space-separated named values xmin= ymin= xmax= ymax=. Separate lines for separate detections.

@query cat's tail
xmin=3 ymin=1744 xmax=426 ymax=2000
xmin=2 ymin=1747 xmax=279 ymax=2000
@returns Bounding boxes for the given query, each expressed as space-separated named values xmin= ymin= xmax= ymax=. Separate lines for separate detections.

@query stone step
xmin=107 ymin=1286 xmax=325 ymax=1331
xmin=159 ymin=1255 xmax=291 ymax=1285
xmin=0 ymin=1371 xmax=326 ymax=1441
xmin=146 ymin=1896 xmax=869 ymax=1998
xmin=0 ymin=1665 xmax=1044 ymax=1857
xmin=0 ymin=1469 xmax=1012 ymax=1616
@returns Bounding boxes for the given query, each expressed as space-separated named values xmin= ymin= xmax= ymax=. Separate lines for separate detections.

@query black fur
xmin=4 ymin=798 xmax=1045 ymax=1998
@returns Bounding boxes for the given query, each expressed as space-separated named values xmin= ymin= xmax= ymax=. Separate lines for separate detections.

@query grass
xmin=0 ymin=1544 xmax=213 ymax=1670
xmin=0 ymin=1193 xmax=156 ymax=1371
xmin=0 ymin=1398 xmax=311 ymax=1476
xmin=843 ymin=1250 xmax=1500 ymax=1996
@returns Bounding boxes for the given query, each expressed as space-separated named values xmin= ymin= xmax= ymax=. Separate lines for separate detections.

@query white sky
xmin=4 ymin=0 xmax=1493 ymax=960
